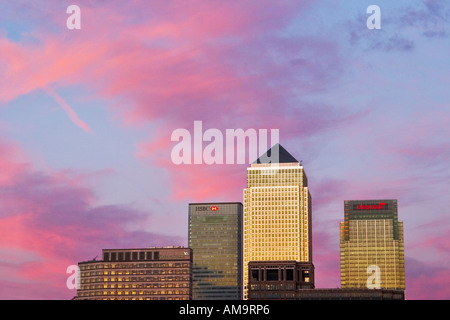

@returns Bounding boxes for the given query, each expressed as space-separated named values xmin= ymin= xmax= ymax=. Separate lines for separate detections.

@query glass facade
xmin=340 ymin=200 xmax=405 ymax=290
xmin=188 ymin=202 xmax=242 ymax=300
xmin=243 ymin=159 xmax=313 ymax=299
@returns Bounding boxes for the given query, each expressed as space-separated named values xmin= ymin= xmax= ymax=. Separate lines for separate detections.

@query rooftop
xmin=254 ymin=143 xmax=299 ymax=164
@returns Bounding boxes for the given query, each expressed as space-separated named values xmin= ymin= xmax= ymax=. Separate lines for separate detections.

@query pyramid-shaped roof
xmin=254 ymin=143 xmax=299 ymax=164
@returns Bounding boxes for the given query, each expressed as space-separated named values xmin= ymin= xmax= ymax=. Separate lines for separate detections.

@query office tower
xmin=340 ymin=199 xmax=405 ymax=291
xmin=188 ymin=202 xmax=243 ymax=300
xmin=243 ymin=143 xmax=313 ymax=299
xmin=75 ymin=246 xmax=192 ymax=300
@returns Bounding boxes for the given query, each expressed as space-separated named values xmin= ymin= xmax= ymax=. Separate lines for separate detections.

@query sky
xmin=0 ymin=0 xmax=449 ymax=300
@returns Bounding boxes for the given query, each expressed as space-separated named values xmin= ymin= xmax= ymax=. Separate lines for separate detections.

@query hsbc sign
xmin=195 ymin=206 xmax=219 ymax=212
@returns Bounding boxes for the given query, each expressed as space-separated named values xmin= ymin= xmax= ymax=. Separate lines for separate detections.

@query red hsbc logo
xmin=357 ymin=202 xmax=386 ymax=210
xmin=195 ymin=206 xmax=218 ymax=212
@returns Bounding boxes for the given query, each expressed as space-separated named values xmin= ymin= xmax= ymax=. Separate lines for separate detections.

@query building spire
xmin=254 ymin=143 xmax=298 ymax=164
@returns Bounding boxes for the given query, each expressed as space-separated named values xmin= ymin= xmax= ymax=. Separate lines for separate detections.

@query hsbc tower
xmin=188 ymin=202 xmax=243 ymax=300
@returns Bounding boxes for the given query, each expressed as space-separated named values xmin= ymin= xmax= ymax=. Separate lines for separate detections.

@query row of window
xmin=247 ymin=218 xmax=306 ymax=223
xmin=246 ymin=207 xmax=301 ymax=212
xmin=246 ymin=235 xmax=300 ymax=240
xmin=349 ymin=228 xmax=394 ymax=233
xmin=250 ymin=199 xmax=299 ymax=204
xmin=247 ymin=172 xmax=304 ymax=178
xmin=342 ymin=244 xmax=403 ymax=248
xmin=247 ymin=172 xmax=303 ymax=178
xmin=245 ymin=233 xmax=308 ymax=239
xmin=249 ymin=292 xmax=296 ymax=299
xmin=81 ymin=276 xmax=191 ymax=284
xmin=81 ymin=282 xmax=190 ymax=290
xmin=80 ymin=262 xmax=190 ymax=270
xmin=250 ymin=283 xmax=298 ymax=290
xmin=78 ymin=289 xmax=190 ymax=297
xmin=103 ymin=251 xmax=159 ymax=262
xmin=246 ymin=184 xmax=304 ymax=190
xmin=248 ymin=212 xmax=300 ymax=216
xmin=341 ymin=275 xmax=405 ymax=280
xmin=249 ymin=167 xmax=302 ymax=172
xmin=248 ymin=217 xmax=301 ymax=222
xmin=81 ymin=269 xmax=190 ymax=277
xmin=87 ymin=269 xmax=190 ymax=276
xmin=79 ymin=297 xmax=189 ymax=300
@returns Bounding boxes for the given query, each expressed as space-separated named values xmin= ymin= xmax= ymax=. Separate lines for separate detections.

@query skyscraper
xmin=243 ymin=144 xmax=313 ymax=299
xmin=340 ymin=199 xmax=405 ymax=291
xmin=188 ymin=202 xmax=242 ymax=300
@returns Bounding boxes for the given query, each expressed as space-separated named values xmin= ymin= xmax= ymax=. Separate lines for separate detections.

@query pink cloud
xmin=311 ymin=228 xmax=341 ymax=289
xmin=0 ymin=1 xmax=359 ymax=204
xmin=0 ymin=139 xmax=183 ymax=299
xmin=405 ymin=257 xmax=450 ymax=300
xmin=1 ymin=1 xmax=351 ymax=133
xmin=0 ymin=140 xmax=29 ymax=186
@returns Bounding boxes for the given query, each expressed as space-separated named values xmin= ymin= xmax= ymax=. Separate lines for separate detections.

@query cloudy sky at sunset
xmin=0 ymin=0 xmax=449 ymax=299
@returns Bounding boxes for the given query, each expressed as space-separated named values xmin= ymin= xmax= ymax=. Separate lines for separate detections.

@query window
xmin=251 ymin=269 xmax=259 ymax=281
xmin=286 ymin=269 xmax=294 ymax=281
xmin=266 ymin=269 xmax=278 ymax=281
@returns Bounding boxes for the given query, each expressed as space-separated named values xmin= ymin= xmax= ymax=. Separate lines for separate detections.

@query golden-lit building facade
xmin=340 ymin=200 xmax=405 ymax=291
xmin=243 ymin=144 xmax=313 ymax=299
xmin=75 ymin=247 xmax=192 ymax=300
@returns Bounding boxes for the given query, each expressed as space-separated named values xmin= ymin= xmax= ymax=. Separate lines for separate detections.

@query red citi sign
xmin=210 ymin=206 xmax=218 ymax=211
xmin=357 ymin=202 xmax=386 ymax=210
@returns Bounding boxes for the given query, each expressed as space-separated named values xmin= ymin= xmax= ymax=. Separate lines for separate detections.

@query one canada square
xmin=243 ymin=144 xmax=313 ymax=299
